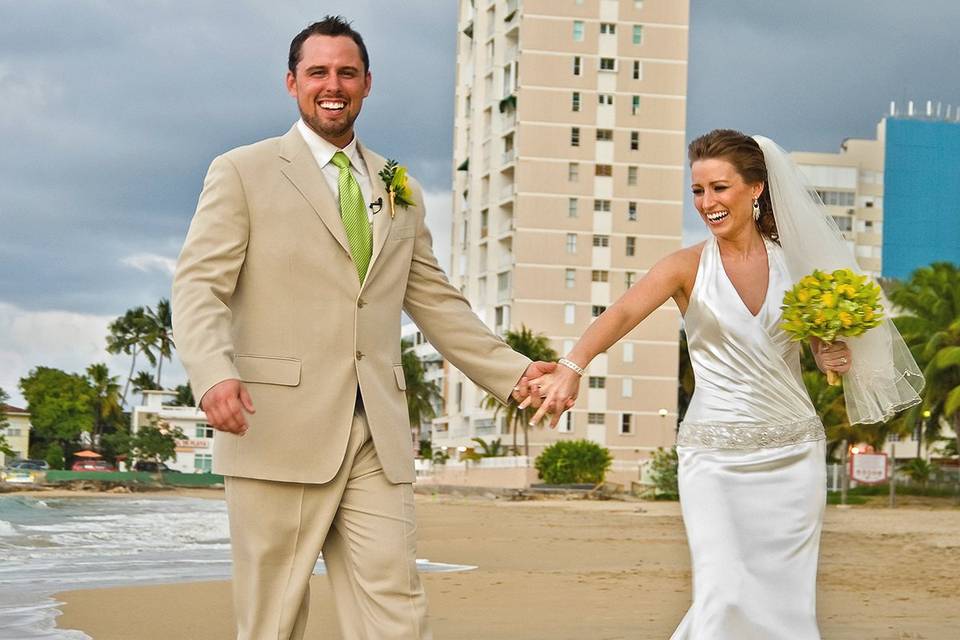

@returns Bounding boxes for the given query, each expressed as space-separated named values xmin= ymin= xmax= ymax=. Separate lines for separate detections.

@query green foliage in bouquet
xmin=780 ymin=268 xmax=884 ymax=343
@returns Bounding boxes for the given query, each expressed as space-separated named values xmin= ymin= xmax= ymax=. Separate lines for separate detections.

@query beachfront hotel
xmin=790 ymin=102 xmax=960 ymax=280
xmin=432 ymin=0 xmax=690 ymax=467
xmin=132 ymin=390 xmax=214 ymax=473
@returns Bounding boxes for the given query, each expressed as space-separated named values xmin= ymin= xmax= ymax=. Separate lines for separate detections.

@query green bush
xmin=535 ymin=439 xmax=612 ymax=484
xmin=45 ymin=443 xmax=65 ymax=470
xmin=650 ymin=446 xmax=679 ymax=499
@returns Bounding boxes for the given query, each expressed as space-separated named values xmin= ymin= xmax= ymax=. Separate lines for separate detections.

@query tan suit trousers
xmin=224 ymin=408 xmax=431 ymax=639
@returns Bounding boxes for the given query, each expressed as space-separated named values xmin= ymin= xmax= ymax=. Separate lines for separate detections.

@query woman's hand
xmin=523 ymin=366 xmax=581 ymax=428
xmin=812 ymin=337 xmax=852 ymax=375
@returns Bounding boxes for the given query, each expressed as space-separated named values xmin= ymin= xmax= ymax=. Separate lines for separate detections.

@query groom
xmin=173 ymin=16 xmax=552 ymax=640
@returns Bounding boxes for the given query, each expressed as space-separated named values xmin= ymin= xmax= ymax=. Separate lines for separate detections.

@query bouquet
xmin=780 ymin=268 xmax=884 ymax=385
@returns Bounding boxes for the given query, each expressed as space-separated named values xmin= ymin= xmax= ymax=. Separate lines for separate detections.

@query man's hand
xmin=511 ymin=361 xmax=557 ymax=408
xmin=199 ymin=379 xmax=255 ymax=435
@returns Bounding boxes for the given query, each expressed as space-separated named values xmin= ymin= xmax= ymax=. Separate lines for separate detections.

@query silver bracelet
xmin=557 ymin=358 xmax=585 ymax=376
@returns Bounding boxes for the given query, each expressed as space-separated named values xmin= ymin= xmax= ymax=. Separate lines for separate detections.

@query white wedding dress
xmin=671 ymin=235 xmax=826 ymax=639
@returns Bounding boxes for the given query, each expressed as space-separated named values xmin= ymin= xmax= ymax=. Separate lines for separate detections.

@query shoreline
xmin=47 ymin=495 xmax=960 ymax=640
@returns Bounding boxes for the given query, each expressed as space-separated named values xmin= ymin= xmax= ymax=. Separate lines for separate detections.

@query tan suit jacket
xmin=172 ymin=126 xmax=529 ymax=484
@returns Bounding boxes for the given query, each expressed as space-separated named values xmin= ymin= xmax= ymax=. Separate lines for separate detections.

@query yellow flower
xmin=838 ymin=311 xmax=854 ymax=327
xmin=821 ymin=292 xmax=836 ymax=308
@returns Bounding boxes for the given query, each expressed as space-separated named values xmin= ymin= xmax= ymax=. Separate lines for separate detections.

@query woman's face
xmin=690 ymin=157 xmax=763 ymax=239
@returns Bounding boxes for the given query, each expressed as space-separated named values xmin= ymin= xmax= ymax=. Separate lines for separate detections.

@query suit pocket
xmin=393 ymin=365 xmax=407 ymax=391
xmin=234 ymin=354 xmax=302 ymax=386
xmin=388 ymin=225 xmax=415 ymax=242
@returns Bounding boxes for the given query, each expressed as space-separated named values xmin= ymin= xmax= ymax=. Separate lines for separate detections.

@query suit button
xmin=357 ymin=298 xmax=366 ymax=308
xmin=356 ymin=351 xmax=364 ymax=360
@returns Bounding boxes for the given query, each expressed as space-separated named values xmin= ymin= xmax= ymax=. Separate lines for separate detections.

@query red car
xmin=71 ymin=459 xmax=117 ymax=472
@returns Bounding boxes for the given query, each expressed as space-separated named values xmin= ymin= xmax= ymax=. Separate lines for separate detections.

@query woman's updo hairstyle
xmin=688 ymin=129 xmax=779 ymax=242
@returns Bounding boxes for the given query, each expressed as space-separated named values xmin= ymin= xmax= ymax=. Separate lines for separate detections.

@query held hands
xmin=511 ymin=361 xmax=558 ymax=408
xmin=199 ymin=379 xmax=256 ymax=435
xmin=524 ymin=363 xmax=581 ymax=429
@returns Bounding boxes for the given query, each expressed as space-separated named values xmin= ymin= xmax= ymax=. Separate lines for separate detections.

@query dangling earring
xmin=752 ymin=198 xmax=761 ymax=222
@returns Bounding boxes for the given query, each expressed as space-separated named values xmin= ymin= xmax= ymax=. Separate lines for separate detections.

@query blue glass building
xmin=882 ymin=117 xmax=960 ymax=279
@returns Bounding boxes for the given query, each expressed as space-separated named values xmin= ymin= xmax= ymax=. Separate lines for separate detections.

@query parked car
xmin=133 ymin=461 xmax=181 ymax=473
xmin=71 ymin=459 xmax=117 ymax=472
xmin=7 ymin=459 xmax=50 ymax=471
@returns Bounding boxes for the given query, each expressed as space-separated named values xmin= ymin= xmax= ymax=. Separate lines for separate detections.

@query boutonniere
xmin=378 ymin=159 xmax=415 ymax=219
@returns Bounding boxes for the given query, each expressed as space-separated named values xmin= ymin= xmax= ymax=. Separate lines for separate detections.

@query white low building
xmin=132 ymin=390 xmax=214 ymax=473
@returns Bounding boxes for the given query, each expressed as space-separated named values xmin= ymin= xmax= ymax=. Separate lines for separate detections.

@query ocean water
xmin=0 ymin=494 xmax=473 ymax=639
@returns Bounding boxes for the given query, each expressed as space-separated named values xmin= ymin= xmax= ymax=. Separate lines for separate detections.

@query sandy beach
xmin=49 ymin=490 xmax=959 ymax=640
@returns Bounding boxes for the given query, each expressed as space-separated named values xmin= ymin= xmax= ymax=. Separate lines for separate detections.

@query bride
xmin=527 ymin=129 xmax=922 ymax=638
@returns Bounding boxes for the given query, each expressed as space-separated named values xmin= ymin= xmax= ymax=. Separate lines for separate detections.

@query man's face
xmin=286 ymin=35 xmax=371 ymax=148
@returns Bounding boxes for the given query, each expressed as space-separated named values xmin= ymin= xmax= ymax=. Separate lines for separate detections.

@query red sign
xmin=850 ymin=453 xmax=888 ymax=484
xmin=175 ymin=439 xmax=210 ymax=449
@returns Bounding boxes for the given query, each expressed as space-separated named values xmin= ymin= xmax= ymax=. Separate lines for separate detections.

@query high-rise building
xmin=791 ymin=102 xmax=960 ymax=280
xmin=434 ymin=0 xmax=690 ymax=465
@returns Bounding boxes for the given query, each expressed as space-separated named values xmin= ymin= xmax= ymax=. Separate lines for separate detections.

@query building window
xmin=632 ymin=25 xmax=644 ymax=45
xmin=600 ymin=23 xmax=616 ymax=34
xmin=622 ymin=378 xmax=634 ymax=398
xmin=630 ymin=131 xmax=640 ymax=150
xmin=566 ymin=233 xmax=577 ymax=253
xmin=568 ymin=198 xmax=579 ymax=217
xmin=571 ymin=91 xmax=581 ymax=112
xmin=558 ymin=412 xmax=573 ymax=433
xmin=591 ymin=270 xmax=609 ymax=282
xmin=599 ymin=57 xmax=616 ymax=71
xmin=593 ymin=199 xmax=611 ymax=212
xmin=633 ymin=60 xmax=642 ymax=80
xmin=571 ymin=127 xmax=580 ymax=146
xmin=573 ymin=55 xmax=582 ymax=75
xmin=598 ymin=93 xmax=613 ymax=105
xmin=589 ymin=376 xmax=606 ymax=389
xmin=632 ymin=95 xmax=641 ymax=115
xmin=588 ymin=412 xmax=605 ymax=425
xmin=592 ymin=234 xmax=610 ymax=247
xmin=626 ymin=236 xmax=636 ymax=256
xmin=620 ymin=414 xmax=633 ymax=434
xmin=634 ymin=0 xmax=645 ymax=9
xmin=831 ymin=215 xmax=852 ymax=231
xmin=565 ymin=269 xmax=576 ymax=288
xmin=816 ymin=190 xmax=856 ymax=206
xmin=592 ymin=305 xmax=607 ymax=317
xmin=625 ymin=271 xmax=636 ymax=287
xmin=628 ymin=201 xmax=638 ymax=221
xmin=595 ymin=164 xmax=612 ymax=177
xmin=564 ymin=303 xmax=576 ymax=324
xmin=568 ymin=162 xmax=579 ymax=181
xmin=623 ymin=343 xmax=634 ymax=362
xmin=596 ymin=128 xmax=613 ymax=141
xmin=195 ymin=454 xmax=213 ymax=473
xmin=627 ymin=166 xmax=638 ymax=185
xmin=573 ymin=20 xmax=585 ymax=42
xmin=196 ymin=424 xmax=214 ymax=438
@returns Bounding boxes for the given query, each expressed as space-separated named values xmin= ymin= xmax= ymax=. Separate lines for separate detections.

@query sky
xmin=2 ymin=0 xmax=959 ymax=406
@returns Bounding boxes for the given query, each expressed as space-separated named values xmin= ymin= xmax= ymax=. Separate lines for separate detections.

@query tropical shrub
xmin=535 ymin=439 xmax=612 ymax=484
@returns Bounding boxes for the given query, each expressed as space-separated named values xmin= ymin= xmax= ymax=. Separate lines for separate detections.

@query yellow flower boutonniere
xmin=378 ymin=159 xmax=415 ymax=219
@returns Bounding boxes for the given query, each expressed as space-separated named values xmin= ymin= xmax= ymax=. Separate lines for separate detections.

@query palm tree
xmin=889 ymin=263 xmax=960 ymax=456
xmin=106 ymin=306 xmax=152 ymax=408
xmin=401 ymin=339 xmax=441 ymax=446
xmin=482 ymin=325 xmax=558 ymax=457
xmin=85 ymin=363 xmax=123 ymax=444
xmin=145 ymin=299 xmax=174 ymax=387
xmin=131 ymin=370 xmax=160 ymax=406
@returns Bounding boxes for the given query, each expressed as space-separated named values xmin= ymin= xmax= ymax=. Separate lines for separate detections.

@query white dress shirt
xmin=296 ymin=119 xmax=376 ymax=222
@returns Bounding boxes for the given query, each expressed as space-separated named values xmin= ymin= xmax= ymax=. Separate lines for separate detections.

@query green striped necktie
xmin=331 ymin=151 xmax=372 ymax=283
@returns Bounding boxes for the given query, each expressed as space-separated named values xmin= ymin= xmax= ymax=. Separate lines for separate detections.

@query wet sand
xmin=54 ymin=493 xmax=959 ymax=639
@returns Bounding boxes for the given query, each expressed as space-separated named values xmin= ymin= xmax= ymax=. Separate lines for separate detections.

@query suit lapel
xmin=278 ymin=126 xmax=352 ymax=257
xmin=361 ymin=144 xmax=394 ymax=283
